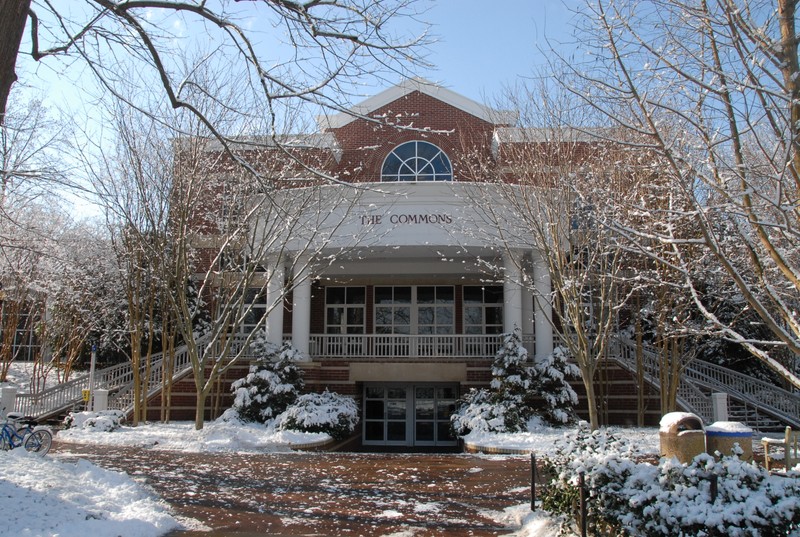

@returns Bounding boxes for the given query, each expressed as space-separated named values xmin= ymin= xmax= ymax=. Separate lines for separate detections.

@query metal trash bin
xmin=659 ymin=412 xmax=706 ymax=463
xmin=706 ymin=421 xmax=753 ymax=461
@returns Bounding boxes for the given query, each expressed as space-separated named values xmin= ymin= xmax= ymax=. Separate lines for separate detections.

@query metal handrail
xmin=613 ymin=336 xmax=800 ymax=428
xmin=14 ymin=343 xmax=196 ymax=420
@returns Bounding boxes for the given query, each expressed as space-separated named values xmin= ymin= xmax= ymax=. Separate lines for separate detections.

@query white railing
xmin=14 ymin=343 xmax=197 ymax=419
xmin=109 ymin=343 xmax=197 ymax=415
xmin=613 ymin=336 xmax=800 ymax=428
xmin=308 ymin=333 xmax=533 ymax=360
xmin=613 ymin=336 xmax=713 ymax=421
xmin=28 ymin=330 xmax=797 ymax=429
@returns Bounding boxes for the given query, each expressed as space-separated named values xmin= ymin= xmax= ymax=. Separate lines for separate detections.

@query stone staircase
xmin=613 ymin=337 xmax=800 ymax=432
xmin=14 ymin=342 xmax=197 ymax=421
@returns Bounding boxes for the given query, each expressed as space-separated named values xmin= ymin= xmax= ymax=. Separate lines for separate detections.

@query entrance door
xmin=363 ymin=383 xmax=459 ymax=447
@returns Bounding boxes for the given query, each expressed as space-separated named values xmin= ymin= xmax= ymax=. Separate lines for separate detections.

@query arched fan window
xmin=380 ymin=141 xmax=452 ymax=182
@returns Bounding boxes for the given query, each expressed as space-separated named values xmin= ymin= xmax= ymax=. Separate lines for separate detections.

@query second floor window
xmin=381 ymin=141 xmax=452 ymax=182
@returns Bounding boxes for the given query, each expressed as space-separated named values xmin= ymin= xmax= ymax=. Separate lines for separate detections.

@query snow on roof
xmin=490 ymin=127 xmax=611 ymax=158
xmin=317 ymin=77 xmax=518 ymax=129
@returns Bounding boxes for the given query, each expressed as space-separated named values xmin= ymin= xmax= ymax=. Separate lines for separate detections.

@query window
xmin=242 ymin=288 xmax=267 ymax=333
xmin=463 ymin=286 xmax=504 ymax=335
xmin=325 ymin=287 xmax=366 ymax=355
xmin=374 ymin=286 xmax=453 ymax=335
xmin=374 ymin=286 xmax=454 ymax=357
xmin=325 ymin=287 xmax=366 ymax=335
xmin=381 ymin=141 xmax=452 ymax=182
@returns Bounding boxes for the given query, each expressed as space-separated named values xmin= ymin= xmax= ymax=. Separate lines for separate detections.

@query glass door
xmin=413 ymin=385 xmax=458 ymax=446
xmin=363 ymin=385 xmax=409 ymax=445
xmin=363 ymin=383 xmax=459 ymax=447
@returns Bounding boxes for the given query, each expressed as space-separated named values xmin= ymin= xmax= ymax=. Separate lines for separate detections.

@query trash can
xmin=706 ymin=421 xmax=753 ymax=461
xmin=659 ymin=412 xmax=706 ymax=463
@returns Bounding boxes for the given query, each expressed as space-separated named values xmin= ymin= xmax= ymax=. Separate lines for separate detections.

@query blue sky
xmin=9 ymin=1 xmax=582 ymax=215
xmin=414 ymin=0 xmax=580 ymax=102
xmin=14 ymin=0 xmax=582 ymax=115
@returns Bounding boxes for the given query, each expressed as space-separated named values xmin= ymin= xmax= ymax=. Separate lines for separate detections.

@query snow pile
xmin=463 ymin=419 xmax=659 ymax=457
xmin=65 ymin=409 xmax=126 ymax=432
xmin=57 ymin=414 xmax=329 ymax=452
xmin=0 ymin=448 xmax=180 ymax=537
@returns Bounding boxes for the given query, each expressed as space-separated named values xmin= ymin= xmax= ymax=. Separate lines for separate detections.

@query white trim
xmin=317 ymin=78 xmax=518 ymax=129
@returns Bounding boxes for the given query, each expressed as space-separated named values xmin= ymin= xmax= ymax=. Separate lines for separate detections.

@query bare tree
xmin=38 ymin=222 xmax=117 ymax=383
xmin=92 ymin=92 xmax=362 ymax=428
xmin=556 ymin=0 xmax=800 ymax=387
xmin=169 ymin=128 xmax=358 ymax=429
xmin=0 ymin=202 xmax=111 ymax=388
xmin=462 ymin=109 xmax=634 ymax=429
xmin=2 ymin=0 xmax=429 ymax=139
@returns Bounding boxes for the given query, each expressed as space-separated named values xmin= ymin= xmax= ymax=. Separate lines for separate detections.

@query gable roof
xmin=317 ymin=77 xmax=518 ymax=130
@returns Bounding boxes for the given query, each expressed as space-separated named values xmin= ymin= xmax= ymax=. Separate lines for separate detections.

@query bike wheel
xmin=23 ymin=429 xmax=52 ymax=455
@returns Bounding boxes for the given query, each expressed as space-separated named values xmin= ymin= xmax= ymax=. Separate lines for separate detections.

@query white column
xmin=266 ymin=259 xmax=285 ymax=347
xmin=503 ymin=252 xmax=523 ymax=334
xmin=533 ymin=256 xmax=554 ymax=361
xmin=93 ymin=389 xmax=109 ymax=412
xmin=712 ymin=393 xmax=729 ymax=422
xmin=521 ymin=282 xmax=534 ymax=337
xmin=291 ymin=258 xmax=312 ymax=358
xmin=0 ymin=387 xmax=16 ymax=419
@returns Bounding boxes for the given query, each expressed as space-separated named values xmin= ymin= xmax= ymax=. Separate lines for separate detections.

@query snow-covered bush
xmin=529 ymin=346 xmax=579 ymax=425
xmin=63 ymin=410 xmax=126 ymax=432
xmin=541 ymin=423 xmax=800 ymax=536
xmin=277 ymin=390 xmax=358 ymax=440
xmin=450 ymin=388 xmax=526 ymax=435
xmin=230 ymin=342 xmax=304 ymax=423
xmin=452 ymin=331 xmax=579 ymax=435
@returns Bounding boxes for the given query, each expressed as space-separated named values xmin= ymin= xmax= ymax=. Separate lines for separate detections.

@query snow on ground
xmin=57 ymin=415 xmax=330 ymax=453
xmin=0 ymin=364 xmax=659 ymax=536
xmin=0 ymin=448 xmax=182 ymax=537
xmin=18 ymin=417 xmax=661 ymax=537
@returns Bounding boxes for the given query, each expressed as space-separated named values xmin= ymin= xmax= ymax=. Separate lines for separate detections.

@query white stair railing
xmin=14 ymin=343 xmax=196 ymax=420
xmin=612 ymin=337 xmax=713 ymax=421
xmin=613 ymin=337 xmax=800 ymax=428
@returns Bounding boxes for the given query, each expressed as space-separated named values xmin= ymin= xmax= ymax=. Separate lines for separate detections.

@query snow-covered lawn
xmin=0 ymin=448 xmax=182 ymax=537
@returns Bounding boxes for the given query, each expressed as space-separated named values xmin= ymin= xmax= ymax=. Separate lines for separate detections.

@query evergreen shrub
xmin=541 ymin=423 xmax=800 ymax=536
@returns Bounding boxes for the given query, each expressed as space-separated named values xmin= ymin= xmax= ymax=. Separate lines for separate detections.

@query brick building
xmin=178 ymin=78 xmax=658 ymax=448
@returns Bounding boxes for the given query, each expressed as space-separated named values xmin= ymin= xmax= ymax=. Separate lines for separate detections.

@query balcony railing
xmin=307 ymin=333 xmax=534 ymax=360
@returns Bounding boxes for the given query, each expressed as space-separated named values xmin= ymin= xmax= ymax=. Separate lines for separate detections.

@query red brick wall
xmin=326 ymin=91 xmax=498 ymax=183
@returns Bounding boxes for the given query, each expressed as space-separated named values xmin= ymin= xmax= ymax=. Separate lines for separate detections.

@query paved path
xmin=52 ymin=442 xmax=533 ymax=536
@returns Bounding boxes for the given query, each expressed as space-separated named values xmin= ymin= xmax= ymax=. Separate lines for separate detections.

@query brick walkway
xmin=52 ymin=442 xmax=533 ymax=536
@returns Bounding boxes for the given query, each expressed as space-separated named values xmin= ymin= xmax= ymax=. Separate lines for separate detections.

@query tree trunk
xmin=0 ymin=0 xmax=31 ymax=126
xmin=194 ymin=391 xmax=207 ymax=431
xmin=583 ymin=375 xmax=600 ymax=430
xmin=635 ymin=308 xmax=645 ymax=427
xmin=778 ymin=0 xmax=800 ymax=196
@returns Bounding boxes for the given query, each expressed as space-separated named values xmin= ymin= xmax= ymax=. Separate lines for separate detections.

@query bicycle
xmin=0 ymin=412 xmax=53 ymax=455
